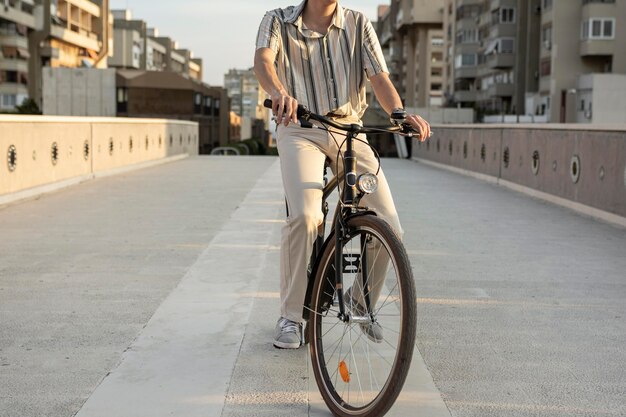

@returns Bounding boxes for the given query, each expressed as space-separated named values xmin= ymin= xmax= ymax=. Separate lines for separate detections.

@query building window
xmin=117 ymin=88 xmax=128 ymax=103
xmin=542 ymin=24 xmax=552 ymax=49
xmin=194 ymin=93 xmax=202 ymax=114
xmin=456 ymin=29 xmax=477 ymax=44
xmin=214 ymin=98 xmax=220 ymax=117
xmin=540 ymin=58 xmax=551 ymax=77
xmin=116 ymin=88 xmax=128 ymax=113
xmin=484 ymin=38 xmax=514 ymax=55
xmin=582 ymin=18 xmax=615 ymax=39
xmin=1 ymin=94 xmax=17 ymax=109
xmin=455 ymin=54 xmax=476 ymax=68
xmin=431 ymin=37 xmax=444 ymax=47
xmin=499 ymin=38 xmax=515 ymax=53
xmin=456 ymin=4 xmax=481 ymax=20
xmin=500 ymin=8 xmax=515 ymax=23
xmin=492 ymin=8 xmax=515 ymax=24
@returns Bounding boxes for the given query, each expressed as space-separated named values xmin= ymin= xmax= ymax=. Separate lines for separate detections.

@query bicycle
xmin=265 ymin=99 xmax=420 ymax=417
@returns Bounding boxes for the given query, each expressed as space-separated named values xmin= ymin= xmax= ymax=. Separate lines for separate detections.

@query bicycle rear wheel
xmin=308 ymin=214 xmax=416 ymax=417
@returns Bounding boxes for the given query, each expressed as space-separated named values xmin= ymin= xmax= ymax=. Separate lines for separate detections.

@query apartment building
xmin=0 ymin=0 xmax=35 ymax=111
xmin=31 ymin=0 xmax=110 ymax=107
xmin=442 ymin=0 xmax=626 ymax=123
xmin=378 ymin=0 xmax=445 ymax=108
xmin=531 ymin=0 xmax=626 ymax=123
xmin=223 ymin=67 xmax=266 ymax=119
xmin=1 ymin=0 xmax=109 ymax=111
xmin=442 ymin=0 xmax=538 ymax=118
xmin=108 ymin=10 xmax=202 ymax=82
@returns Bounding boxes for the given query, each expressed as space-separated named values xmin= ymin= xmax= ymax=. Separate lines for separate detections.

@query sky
xmin=109 ymin=0 xmax=389 ymax=86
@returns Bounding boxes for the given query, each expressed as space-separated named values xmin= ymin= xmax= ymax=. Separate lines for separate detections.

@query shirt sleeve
xmin=256 ymin=12 xmax=280 ymax=53
xmin=361 ymin=18 xmax=389 ymax=78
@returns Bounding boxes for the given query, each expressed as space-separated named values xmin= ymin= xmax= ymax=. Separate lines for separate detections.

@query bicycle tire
xmin=308 ymin=214 xmax=416 ymax=417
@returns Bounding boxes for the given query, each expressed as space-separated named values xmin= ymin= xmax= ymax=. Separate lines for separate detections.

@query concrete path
xmin=72 ymin=159 xmax=449 ymax=417
xmin=2 ymin=156 xmax=625 ymax=417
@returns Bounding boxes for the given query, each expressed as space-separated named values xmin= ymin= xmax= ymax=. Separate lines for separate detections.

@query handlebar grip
xmin=263 ymin=99 xmax=309 ymax=119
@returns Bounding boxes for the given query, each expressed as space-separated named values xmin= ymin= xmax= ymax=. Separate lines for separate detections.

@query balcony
xmin=580 ymin=39 xmax=614 ymax=56
xmin=51 ymin=25 xmax=100 ymax=51
xmin=454 ymin=90 xmax=478 ymax=102
xmin=488 ymin=83 xmax=514 ymax=97
xmin=455 ymin=66 xmax=478 ymax=78
xmin=489 ymin=23 xmax=516 ymax=38
xmin=485 ymin=53 xmax=515 ymax=68
xmin=0 ymin=59 xmax=29 ymax=73
xmin=456 ymin=17 xmax=479 ymax=32
xmin=0 ymin=34 xmax=28 ymax=49
xmin=489 ymin=0 xmax=518 ymax=10
xmin=0 ymin=4 xmax=36 ymax=28
xmin=0 ymin=80 xmax=27 ymax=95
xmin=395 ymin=2 xmax=443 ymax=29
xmin=582 ymin=0 xmax=617 ymax=13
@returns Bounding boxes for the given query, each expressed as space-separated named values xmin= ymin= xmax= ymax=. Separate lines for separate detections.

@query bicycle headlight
xmin=357 ymin=173 xmax=378 ymax=194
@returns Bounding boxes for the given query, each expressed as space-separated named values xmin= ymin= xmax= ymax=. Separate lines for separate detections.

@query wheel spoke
xmin=310 ymin=218 xmax=416 ymax=414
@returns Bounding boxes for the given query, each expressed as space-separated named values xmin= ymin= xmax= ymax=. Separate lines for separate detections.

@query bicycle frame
xmin=306 ymin=128 xmax=386 ymax=326
xmin=263 ymin=99 xmax=417 ymax=328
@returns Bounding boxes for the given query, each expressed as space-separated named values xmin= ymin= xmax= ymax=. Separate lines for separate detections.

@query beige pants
xmin=276 ymin=120 xmax=403 ymax=323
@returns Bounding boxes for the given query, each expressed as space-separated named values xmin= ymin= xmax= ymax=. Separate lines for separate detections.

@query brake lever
xmin=400 ymin=123 xmax=418 ymax=138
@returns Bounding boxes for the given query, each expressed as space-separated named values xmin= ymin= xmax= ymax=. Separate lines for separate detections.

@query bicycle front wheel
xmin=309 ymin=214 xmax=416 ymax=417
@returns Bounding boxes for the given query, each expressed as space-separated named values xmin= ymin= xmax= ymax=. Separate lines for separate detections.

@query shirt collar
xmin=286 ymin=1 xmax=345 ymax=31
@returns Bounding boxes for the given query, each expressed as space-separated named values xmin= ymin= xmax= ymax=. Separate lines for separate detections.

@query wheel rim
xmin=312 ymin=225 xmax=405 ymax=413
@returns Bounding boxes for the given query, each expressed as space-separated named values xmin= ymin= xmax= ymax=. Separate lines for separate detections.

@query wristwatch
xmin=390 ymin=108 xmax=407 ymax=125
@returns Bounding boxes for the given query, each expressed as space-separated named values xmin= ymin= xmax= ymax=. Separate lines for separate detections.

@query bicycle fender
xmin=345 ymin=210 xmax=378 ymax=222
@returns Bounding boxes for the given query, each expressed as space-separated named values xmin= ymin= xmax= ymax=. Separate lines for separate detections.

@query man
xmin=254 ymin=0 xmax=430 ymax=349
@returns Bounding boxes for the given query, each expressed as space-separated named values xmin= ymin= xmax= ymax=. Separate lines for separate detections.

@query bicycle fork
xmin=335 ymin=132 xmax=375 ymax=324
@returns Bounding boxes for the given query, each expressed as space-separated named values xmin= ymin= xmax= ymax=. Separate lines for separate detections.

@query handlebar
xmin=263 ymin=99 xmax=420 ymax=137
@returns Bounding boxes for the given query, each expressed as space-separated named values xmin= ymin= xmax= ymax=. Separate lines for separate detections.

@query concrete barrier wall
xmin=413 ymin=124 xmax=626 ymax=219
xmin=0 ymin=116 xmax=199 ymax=197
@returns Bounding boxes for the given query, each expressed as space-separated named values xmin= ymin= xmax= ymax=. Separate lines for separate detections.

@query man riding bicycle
xmin=254 ymin=0 xmax=431 ymax=349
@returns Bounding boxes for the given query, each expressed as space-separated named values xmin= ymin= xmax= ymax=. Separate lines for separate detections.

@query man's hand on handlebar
xmin=404 ymin=113 xmax=431 ymax=142
xmin=271 ymin=91 xmax=299 ymax=126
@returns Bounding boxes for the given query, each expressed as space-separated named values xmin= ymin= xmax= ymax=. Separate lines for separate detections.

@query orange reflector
xmin=339 ymin=361 xmax=350 ymax=383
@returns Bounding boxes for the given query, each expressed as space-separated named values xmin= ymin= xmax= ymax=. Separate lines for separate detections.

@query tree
xmin=15 ymin=98 xmax=42 ymax=115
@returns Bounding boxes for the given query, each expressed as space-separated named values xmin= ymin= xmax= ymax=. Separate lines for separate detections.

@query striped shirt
xmin=255 ymin=1 xmax=388 ymax=119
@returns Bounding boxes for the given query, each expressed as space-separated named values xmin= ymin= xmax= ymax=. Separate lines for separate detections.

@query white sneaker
xmin=273 ymin=317 xmax=301 ymax=349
